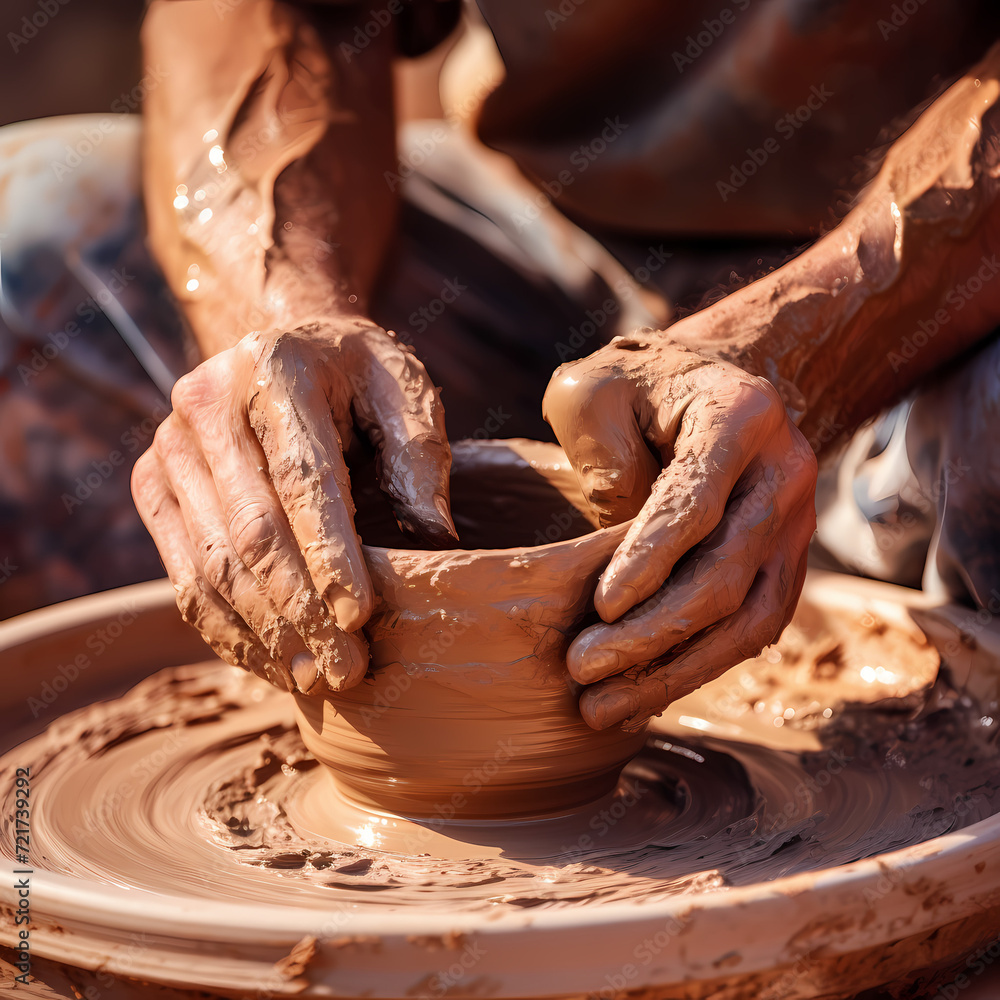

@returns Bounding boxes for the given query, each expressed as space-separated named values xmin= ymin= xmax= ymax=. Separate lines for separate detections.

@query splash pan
xmin=2 ymin=573 xmax=1000 ymax=999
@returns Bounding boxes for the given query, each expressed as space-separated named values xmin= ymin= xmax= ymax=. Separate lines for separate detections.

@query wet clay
xmin=299 ymin=439 xmax=648 ymax=820
xmin=284 ymin=440 xmax=649 ymax=819
xmin=3 ymin=573 xmax=1000 ymax=917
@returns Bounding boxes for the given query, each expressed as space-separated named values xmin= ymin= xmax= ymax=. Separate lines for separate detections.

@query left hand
xmin=542 ymin=335 xmax=817 ymax=731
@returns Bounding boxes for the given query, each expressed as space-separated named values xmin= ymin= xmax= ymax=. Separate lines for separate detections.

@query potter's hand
xmin=543 ymin=336 xmax=816 ymax=730
xmin=132 ymin=318 xmax=455 ymax=695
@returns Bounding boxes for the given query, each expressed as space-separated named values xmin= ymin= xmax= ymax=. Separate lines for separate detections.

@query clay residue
xmin=3 ymin=628 xmax=999 ymax=912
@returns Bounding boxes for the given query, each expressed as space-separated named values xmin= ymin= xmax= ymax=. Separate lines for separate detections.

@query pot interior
xmin=352 ymin=438 xmax=601 ymax=550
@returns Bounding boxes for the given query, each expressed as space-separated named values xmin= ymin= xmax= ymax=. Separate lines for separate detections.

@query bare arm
xmin=677 ymin=41 xmax=1000 ymax=449
xmin=142 ymin=0 xmax=397 ymax=351
xmin=546 ymin=42 xmax=1000 ymax=729
xmin=134 ymin=0 xmax=455 ymax=695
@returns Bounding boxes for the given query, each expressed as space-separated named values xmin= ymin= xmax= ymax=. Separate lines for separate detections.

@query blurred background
xmin=1 ymin=0 xmax=143 ymax=127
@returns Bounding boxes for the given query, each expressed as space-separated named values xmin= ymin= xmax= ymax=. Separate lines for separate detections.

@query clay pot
xmin=293 ymin=439 xmax=647 ymax=820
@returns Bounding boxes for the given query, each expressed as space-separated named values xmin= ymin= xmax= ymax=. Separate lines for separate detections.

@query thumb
xmin=542 ymin=363 xmax=660 ymax=525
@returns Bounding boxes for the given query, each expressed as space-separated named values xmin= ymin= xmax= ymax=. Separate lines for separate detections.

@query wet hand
xmin=132 ymin=317 xmax=455 ymax=695
xmin=542 ymin=335 xmax=816 ymax=731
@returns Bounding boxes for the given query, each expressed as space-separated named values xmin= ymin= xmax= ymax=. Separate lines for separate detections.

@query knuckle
xmin=169 ymin=368 xmax=208 ymax=420
xmin=130 ymin=450 xmax=157 ymax=496
xmin=740 ymin=376 xmax=785 ymax=429
xmin=797 ymin=440 xmax=819 ymax=483
xmin=260 ymin=331 xmax=300 ymax=372
xmin=151 ymin=415 xmax=184 ymax=459
xmin=173 ymin=578 xmax=205 ymax=627
xmin=542 ymin=365 xmax=587 ymax=424
xmin=198 ymin=536 xmax=237 ymax=597
xmin=735 ymin=608 xmax=784 ymax=659
xmin=716 ymin=582 xmax=748 ymax=621
xmin=229 ymin=503 xmax=282 ymax=573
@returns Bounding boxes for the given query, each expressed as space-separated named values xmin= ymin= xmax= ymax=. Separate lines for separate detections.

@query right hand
xmin=131 ymin=317 xmax=455 ymax=695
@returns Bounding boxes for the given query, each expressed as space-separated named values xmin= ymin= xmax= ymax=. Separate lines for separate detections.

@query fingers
xmin=244 ymin=336 xmax=374 ymax=633
xmin=568 ymin=475 xmax=797 ymax=683
xmin=342 ymin=330 xmax=457 ymax=546
xmin=131 ymin=452 xmax=288 ymax=689
xmin=543 ymin=363 xmax=661 ymax=525
xmin=152 ymin=415 xmax=368 ymax=693
xmin=579 ymin=527 xmax=813 ymax=732
xmin=171 ymin=357 xmax=368 ymax=690
xmin=595 ymin=376 xmax=787 ymax=621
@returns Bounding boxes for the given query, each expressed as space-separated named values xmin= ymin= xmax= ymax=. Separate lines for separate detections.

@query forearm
xmin=676 ymin=41 xmax=1000 ymax=452
xmin=142 ymin=0 xmax=397 ymax=358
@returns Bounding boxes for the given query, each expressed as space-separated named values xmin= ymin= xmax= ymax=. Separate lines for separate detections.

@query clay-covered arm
xmin=142 ymin=0 xmax=397 ymax=355
xmin=135 ymin=0 xmax=456 ymax=696
xmin=676 ymin=40 xmax=1000 ymax=450
xmin=545 ymin=43 xmax=1000 ymax=731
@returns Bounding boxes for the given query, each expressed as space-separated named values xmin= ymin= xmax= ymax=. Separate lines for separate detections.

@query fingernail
xmin=579 ymin=648 xmax=621 ymax=683
xmin=395 ymin=497 xmax=459 ymax=548
xmin=432 ymin=492 xmax=459 ymax=541
xmin=265 ymin=661 xmax=295 ymax=692
xmin=585 ymin=467 xmax=624 ymax=498
xmin=595 ymin=578 xmax=639 ymax=623
xmin=591 ymin=690 xmax=634 ymax=729
xmin=321 ymin=630 xmax=369 ymax=691
xmin=246 ymin=647 xmax=290 ymax=690
xmin=324 ymin=583 xmax=364 ymax=632
xmin=290 ymin=652 xmax=321 ymax=694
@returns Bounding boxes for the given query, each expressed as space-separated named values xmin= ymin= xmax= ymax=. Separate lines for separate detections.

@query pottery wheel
xmin=5 ymin=651 xmax=1000 ymax=912
xmin=4 ymin=573 xmax=1000 ymax=999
